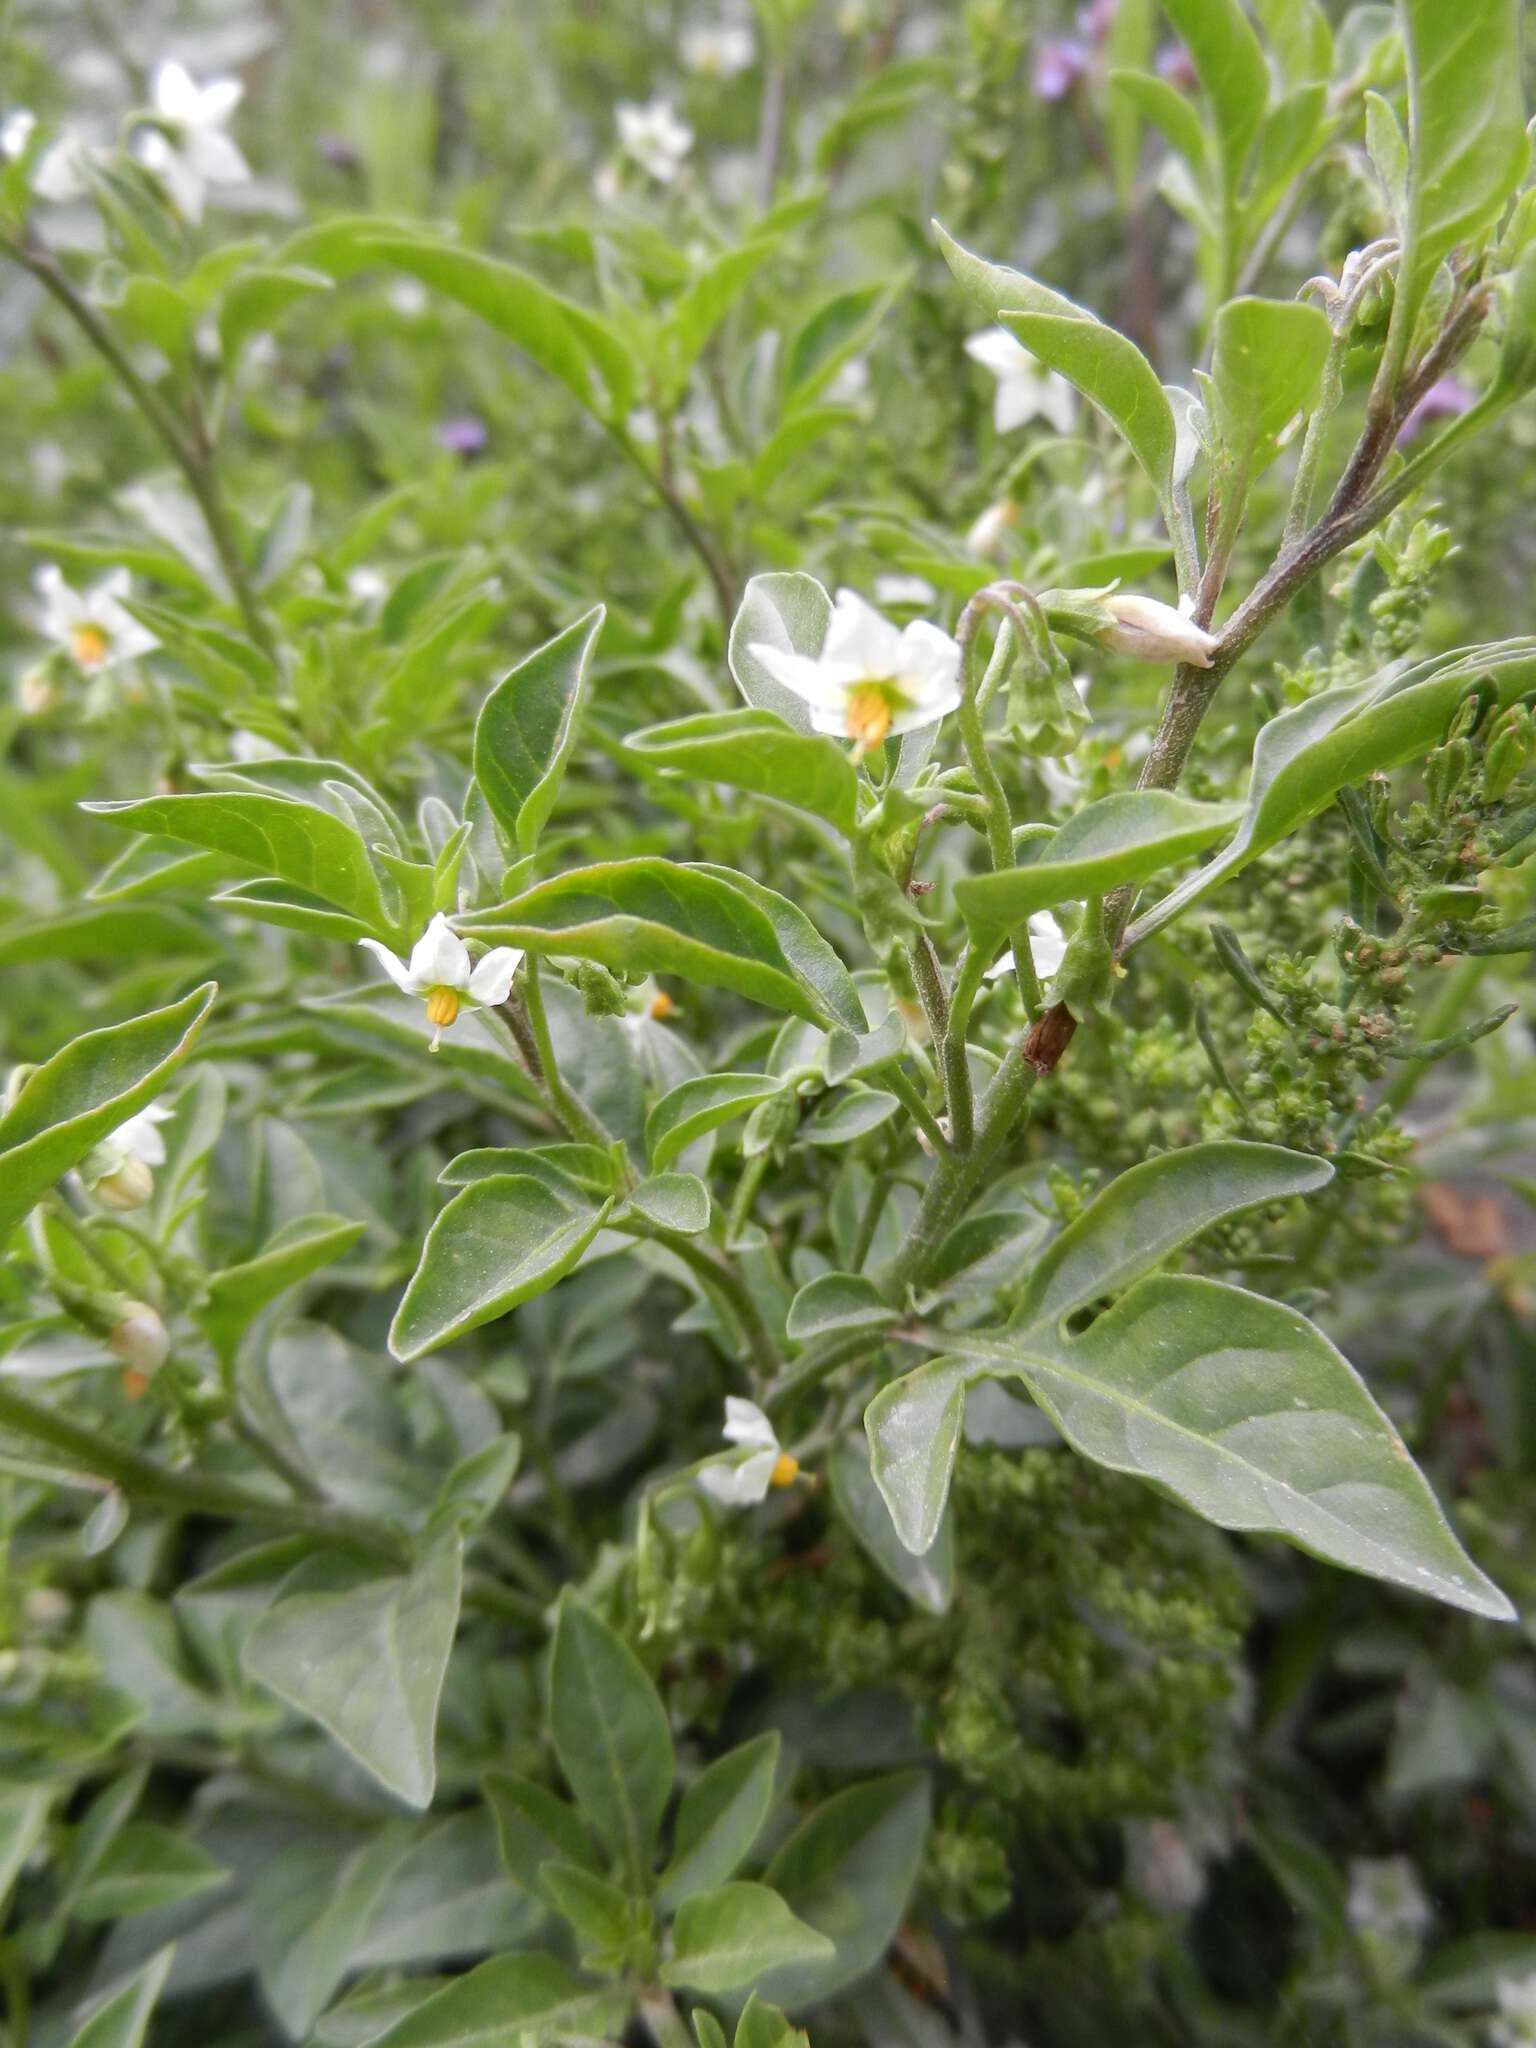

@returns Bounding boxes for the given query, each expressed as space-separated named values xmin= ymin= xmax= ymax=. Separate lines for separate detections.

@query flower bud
xmin=107 ymin=1301 xmax=169 ymax=1377
xmin=1098 ymin=594 xmax=1217 ymax=668
xmin=94 ymin=1157 xmax=154 ymax=1211
xmin=965 ymin=496 xmax=1017 ymax=560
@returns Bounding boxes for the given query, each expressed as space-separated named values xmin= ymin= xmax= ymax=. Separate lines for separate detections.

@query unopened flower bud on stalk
xmin=1098 ymin=593 xmax=1218 ymax=668
xmin=108 ymin=1300 xmax=169 ymax=1378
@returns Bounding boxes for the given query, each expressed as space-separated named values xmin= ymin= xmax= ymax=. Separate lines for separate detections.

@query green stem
xmin=1381 ymin=956 xmax=1488 ymax=1118
xmin=881 ymin=1062 xmax=951 ymax=1157
xmin=850 ymin=1168 xmax=896 ymax=1273
xmin=727 ymin=1147 xmax=771 ymax=1244
xmin=615 ymin=1216 xmax=779 ymax=1380
xmin=762 ymin=1325 xmax=888 ymax=1415
xmin=0 ymin=1381 xmax=410 ymax=1566
xmin=940 ymin=943 xmax=992 ymax=1153
xmin=519 ymin=957 xmax=621 ymax=1155
xmin=4 ymin=231 xmax=277 ymax=662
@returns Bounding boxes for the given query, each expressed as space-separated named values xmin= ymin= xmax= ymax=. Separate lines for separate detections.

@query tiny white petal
xmin=722 ymin=1396 xmax=778 ymax=1448
xmin=467 ymin=946 xmax=523 ymax=1005
xmin=358 ymin=937 xmax=417 ymax=993
xmin=409 ymin=914 xmax=471 ymax=991
xmin=153 ymin=61 xmax=201 ymax=124
xmin=698 ymin=1449 xmax=778 ymax=1506
xmin=823 ymin=588 xmax=904 ymax=677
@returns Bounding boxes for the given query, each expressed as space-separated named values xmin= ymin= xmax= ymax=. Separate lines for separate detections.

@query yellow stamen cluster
xmin=649 ymin=989 xmax=677 ymax=1020
xmin=843 ymin=685 xmax=892 ymax=751
xmin=425 ymin=986 xmax=461 ymax=1029
xmin=769 ymin=1451 xmax=800 ymax=1488
xmin=71 ymin=624 xmax=109 ymax=668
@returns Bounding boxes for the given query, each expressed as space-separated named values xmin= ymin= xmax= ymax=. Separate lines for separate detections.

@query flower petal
xmin=964 ymin=327 xmax=1028 ymax=378
xmin=358 ymin=937 xmax=416 ymax=993
xmin=408 ymin=914 xmax=470 ymax=991
xmin=746 ymin=641 xmax=839 ymax=709
xmin=722 ymin=1395 xmax=777 ymax=1448
xmin=153 ymin=61 xmax=200 ymax=124
xmin=698 ymin=1448 xmax=778 ymax=1505
xmin=895 ymin=620 xmax=961 ymax=704
xmin=187 ymin=127 xmax=250 ymax=186
xmin=467 ymin=946 xmax=523 ymax=1005
xmin=822 ymin=588 xmax=903 ymax=678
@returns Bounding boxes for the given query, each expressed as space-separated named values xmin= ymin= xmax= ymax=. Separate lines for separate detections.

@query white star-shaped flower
xmin=134 ymin=61 xmax=249 ymax=224
xmin=87 ymin=1101 xmax=173 ymax=1210
xmin=36 ymin=566 xmax=159 ymax=673
xmin=697 ymin=1397 xmax=800 ymax=1506
xmin=616 ymin=99 xmax=693 ymax=185
xmin=359 ymin=914 xmax=523 ymax=1049
xmin=985 ymin=911 xmax=1069 ymax=985
xmin=681 ymin=22 xmax=756 ymax=76
xmin=964 ymin=327 xmax=1077 ymax=435
xmin=748 ymin=587 xmax=962 ymax=753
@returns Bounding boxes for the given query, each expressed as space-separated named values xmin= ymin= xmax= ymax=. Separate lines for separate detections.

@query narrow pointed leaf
xmin=1001 ymin=309 xmax=1177 ymax=504
xmin=364 ymin=1952 xmax=630 ymax=2048
xmin=0 ymin=982 xmax=217 ymax=1237
xmin=658 ymin=1732 xmax=781 ymax=1910
xmin=474 ymin=606 xmax=606 ymax=855
xmin=662 ymin=1882 xmax=835 ymax=1994
xmin=67 ymin=1946 xmax=175 ymax=2048
xmin=549 ymin=1593 xmax=673 ymax=1885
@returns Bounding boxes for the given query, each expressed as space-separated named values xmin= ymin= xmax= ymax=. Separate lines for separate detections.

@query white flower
xmin=359 ymin=913 xmax=523 ymax=1049
xmin=985 ymin=911 xmax=1068 ymax=985
xmin=965 ymin=328 xmax=1077 ymax=435
xmin=965 ymin=496 xmax=1018 ymax=560
xmin=748 ymin=586 xmax=962 ymax=752
xmin=826 ymin=356 xmax=869 ymax=404
xmin=36 ymin=565 xmax=159 ymax=674
xmin=31 ymin=128 xmax=98 ymax=202
xmin=1 ymin=108 xmax=34 ymax=160
xmin=90 ymin=1101 xmax=173 ymax=1210
xmin=697 ymin=1397 xmax=799 ymax=1506
xmin=872 ymin=573 xmax=935 ymax=609
xmin=681 ymin=21 xmax=756 ymax=76
xmin=346 ymin=565 xmax=388 ymax=608
xmin=616 ymin=99 xmax=693 ymax=184
xmin=1492 ymin=1972 xmax=1536 ymax=2048
xmin=134 ymin=61 xmax=249 ymax=224
xmin=1098 ymin=593 xmax=1217 ymax=668
xmin=1345 ymin=1857 xmax=1432 ymax=1942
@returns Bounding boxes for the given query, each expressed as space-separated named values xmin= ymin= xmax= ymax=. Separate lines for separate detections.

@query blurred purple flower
xmin=1033 ymin=37 xmax=1089 ymax=101
xmin=1397 ymin=378 xmax=1474 ymax=446
xmin=1155 ymin=41 xmax=1198 ymax=91
xmin=1077 ymin=0 xmax=1118 ymax=46
xmin=436 ymin=415 xmax=488 ymax=459
xmin=315 ymin=133 xmax=359 ymax=171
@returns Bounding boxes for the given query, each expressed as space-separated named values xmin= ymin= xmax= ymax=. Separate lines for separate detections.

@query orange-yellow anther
xmin=649 ymin=989 xmax=677 ymax=1020
xmin=71 ymin=624 xmax=109 ymax=668
xmin=844 ymin=686 xmax=892 ymax=750
xmin=769 ymin=1451 xmax=800 ymax=1488
xmin=424 ymin=986 xmax=461 ymax=1030
xmin=119 ymin=1368 xmax=149 ymax=1400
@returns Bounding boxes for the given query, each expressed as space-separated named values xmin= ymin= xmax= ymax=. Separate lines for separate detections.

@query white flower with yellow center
xmin=965 ymin=328 xmax=1077 ymax=435
xmin=359 ymin=914 xmax=523 ymax=1050
xmin=37 ymin=566 xmax=159 ymax=674
xmin=134 ymin=61 xmax=249 ymax=224
xmin=616 ymin=99 xmax=693 ymax=185
xmin=697 ymin=1397 xmax=800 ymax=1506
xmin=748 ymin=587 xmax=962 ymax=754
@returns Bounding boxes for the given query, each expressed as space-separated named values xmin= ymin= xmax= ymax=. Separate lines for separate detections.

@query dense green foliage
xmin=2 ymin=2 xmax=1536 ymax=2044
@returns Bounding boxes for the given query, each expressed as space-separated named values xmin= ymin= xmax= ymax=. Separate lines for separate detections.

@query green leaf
xmin=695 ymin=2014 xmax=729 ymax=2048
xmin=953 ymin=792 xmax=1244 ymax=933
xmin=1252 ymin=0 xmax=1333 ymax=85
xmin=863 ymin=1358 xmax=972 ymax=1559
xmin=363 ymin=1952 xmax=630 ymax=2048
xmin=1493 ymin=240 xmax=1536 ymax=396
xmin=1106 ymin=68 xmax=1210 ymax=179
xmin=1160 ymin=0 xmax=1270 ymax=193
xmin=473 ymin=606 xmax=606 ymax=856
xmin=211 ymin=879 xmax=371 ymax=944
xmin=430 ymin=1432 xmax=522 ymax=1533
xmin=1001 ymin=309 xmax=1177 ymax=506
xmin=291 ymin=218 xmax=633 ymax=414
xmin=460 ymin=860 xmax=865 ymax=1031
xmin=253 ymin=1826 xmax=410 ymax=2038
xmin=647 ymin=1074 xmax=787 ymax=1173
xmin=658 ymin=1732 xmax=781 ymax=1910
xmin=0 ymin=982 xmax=217 ymax=1238
xmin=733 ymin=1996 xmax=809 ymax=2048
xmin=218 ymin=262 xmax=331 ymax=362
xmin=196 ymin=1214 xmax=365 ymax=1364
xmin=0 ymin=1785 xmax=52 ymax=1916
xmin=1012 ymin=1140 xmax=1335 ymax=1332
xmin=1126 ymin=641 xmax=1536 ymax=944
xmin=727 ymin=572 xmax=831 ymax=733
xmin=83 ymin=791 xmax=395 ymax=935
xmin=1208 ymin=297 xmax=1332 ymax=481
xmin=940 ymin=1278 xmax=1516 ymax=1620
xmin=759 ymin=1773 xmax=931 ymax=2008
xmin=485 ymin=1771 xmax=600 ymax=1898
xmin=1397 ymin=0 xmax=1529 ymax=340
xmin=660 ymin=238 xmax=781 ymax=402
xmin=440 ymin=1143 xmax=619 ymax=1194
xmin=243 ymin=1539 xmax=463 ymax=1807
xmin=72 ymin=1822 xmax=228 ymax=1921
xmin=933 ymin=219 xmax=1082 ymax=324
xmin=67 ymin=1947 xmax=174 ymax=2048
xmin=624 ymin=1172 xmax=711 ymax=1235
xmin=830 ymin=1434 xmax=954 ymax=1614
xmin=662 ymin=1882 xmax=835 ymax=1994
xmin=782 ymin=276 xmax=907 ymax=409
xmin=540 ymin=1861 xmax=641 ymax=1968
xmin=388 ymin=1175 xmax=612 ymax=1362
xmin=626 ymin=707 xmax=860 ymax=835
xmin=801 ymin=1089 xmax=902 ymax=1147
xmin=785 ymin=1272 xmax=898 ymax=1343
xmin=549 ymin=1592 xmax=673 ymax=1885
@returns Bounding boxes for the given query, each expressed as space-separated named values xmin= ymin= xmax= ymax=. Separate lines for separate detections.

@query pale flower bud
xmin=95 ymin=1158 xmax=154 ymax=1210
xmin=1099 ymin=593 xmax=1217 ymax=668
xmin=965 ymin=496 xmax=1018 ymax=560
xmin=108 ymin=1301 xmax=169 ymax=1377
